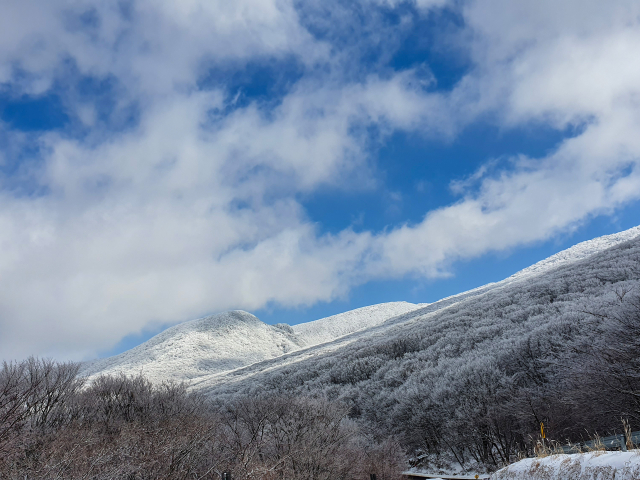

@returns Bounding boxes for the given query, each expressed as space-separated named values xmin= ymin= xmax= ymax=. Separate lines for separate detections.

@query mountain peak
xmin=190 ymin=310 xmax=262 ymax=332
xmin=81 ymin=302 xmax=423 ymax=384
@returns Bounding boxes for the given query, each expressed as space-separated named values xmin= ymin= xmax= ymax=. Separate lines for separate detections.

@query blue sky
xmin=1 ymin=0 xmax=640 ymax=360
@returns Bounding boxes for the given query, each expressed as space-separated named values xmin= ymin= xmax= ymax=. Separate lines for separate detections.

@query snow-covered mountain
xmin=78 ymin=224 xmax=640 ymax=476
xmin=82 ymin=311 xmax=302 ymax=384
xmin=81 ymin=301 xmax=423 ymax=384
xmin=83 ymin=225 xmax=640 ymax=389
xmin=187 ymin=224 xmax=640 ymax=394
xmin=187 ymin=224 xmax=640 ymax=473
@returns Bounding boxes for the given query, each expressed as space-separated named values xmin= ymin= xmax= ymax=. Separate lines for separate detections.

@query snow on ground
xmin=491 ymin=452 xmax=640 ymax=480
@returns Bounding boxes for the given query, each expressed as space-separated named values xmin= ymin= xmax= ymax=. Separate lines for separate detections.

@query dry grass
xmin=534 ymin=440 xmax=565 ymax=458
xmin=583 ymin=433 xmax=607 ymax=452
xmin=623 ymin=418 xmax=635 ymax=451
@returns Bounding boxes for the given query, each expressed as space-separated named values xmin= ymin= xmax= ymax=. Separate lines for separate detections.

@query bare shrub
xmin=219 ymin=394 xmax=367 ymax=480
xmin=1 ymin=361 xmax=406 ymax=479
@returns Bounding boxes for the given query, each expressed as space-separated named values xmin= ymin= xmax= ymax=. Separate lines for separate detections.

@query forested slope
xmin=199 ymin=231 xmax=640 ymax=471
xmin=75 ymin=225 xmax=640 ymax=473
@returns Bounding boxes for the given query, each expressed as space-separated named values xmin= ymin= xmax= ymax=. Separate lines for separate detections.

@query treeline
xmin=0 ymin=361 xmax=405 ymax=479
xmin=203 ymin=237 xmax=640 ymax=472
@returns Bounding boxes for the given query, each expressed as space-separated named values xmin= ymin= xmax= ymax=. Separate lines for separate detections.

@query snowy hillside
xmin=190 ymin=225 xmax=640 ymax=473
xmin=507 ymin=225 xmax=640 ymax=281
xmin=293 ymin=301 xmax=424 ymax=347
xmin=81 ymin=311 xmax=306 ymax=384
xmin=84 ymin=225 xmax=640 ymax=388
xmin=420 ymin=224 xmax=640 ymax=307
xmin=192 ymin=225 xmax=640 ymax=394
xmin=81 ymin=302 xmax=424 ymax=384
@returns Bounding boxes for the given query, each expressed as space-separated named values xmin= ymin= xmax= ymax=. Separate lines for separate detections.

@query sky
xmin=1 ymin=0 xmax=640 ymax=361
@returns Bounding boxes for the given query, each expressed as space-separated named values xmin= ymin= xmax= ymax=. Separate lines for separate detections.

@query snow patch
xmin=491 ymin=451 xmax=640 ymax=480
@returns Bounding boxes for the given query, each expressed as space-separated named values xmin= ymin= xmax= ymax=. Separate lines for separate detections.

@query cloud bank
xmin=1 ymin=0 xmax=640 ymax=359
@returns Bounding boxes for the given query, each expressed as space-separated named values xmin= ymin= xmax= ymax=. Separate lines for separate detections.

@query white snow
xmin=506 ymin=225 xmax=640 ymax=282
xmin=491 ymin=451 xmax=640 ymax=480
xmin=81 ymin=311 xmax=304 ymax=384
xmin=292 ymin=301 xmax=425 ymax=347
xmin=81 ymin=302 xmax=424 ymax=384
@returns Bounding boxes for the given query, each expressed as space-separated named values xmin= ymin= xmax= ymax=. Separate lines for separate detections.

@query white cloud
xmin=2 ymin=0 xmax=640 ymax=360
xmin=0 ymin=71 xmax=448 ymax=359
xmin=358 ymin=0 xmax=640 ymax=276
xmin=0 ymin=0 xmax=322 ymax=97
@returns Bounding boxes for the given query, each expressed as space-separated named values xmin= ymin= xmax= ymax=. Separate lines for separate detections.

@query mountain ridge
xmin=81 ymin=301 xmax=423 ymax=384
xmin=82 ymin=225 xmax=640 ymax=388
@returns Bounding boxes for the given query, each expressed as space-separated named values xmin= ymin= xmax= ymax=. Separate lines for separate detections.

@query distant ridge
xmin=292 ymin=302 xmax=426 ymax=347
xmin=508 ymin=225 xmax=640 ymax=281
xmin=419 ymin=224 xmax=640 ymax=308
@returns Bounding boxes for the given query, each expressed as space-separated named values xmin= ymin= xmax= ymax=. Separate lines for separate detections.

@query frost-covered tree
xmin=202 ymin=236 xmax=640 ymax=471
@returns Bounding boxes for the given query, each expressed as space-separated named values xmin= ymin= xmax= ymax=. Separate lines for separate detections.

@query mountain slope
xmin=292 ymin=302 xmax=425 ymax=347
xmin=189 ymin=226 xmax=640 ymax=472
xmin=81 ymin=311 xmax=304 ymax=384
xmin=83 ymin=225 xmax=640 ymax=389
xmin=81 ymin=302 xmax=423 ymax=384
xmin=190 ymin=225 xmax=640 ymax=395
